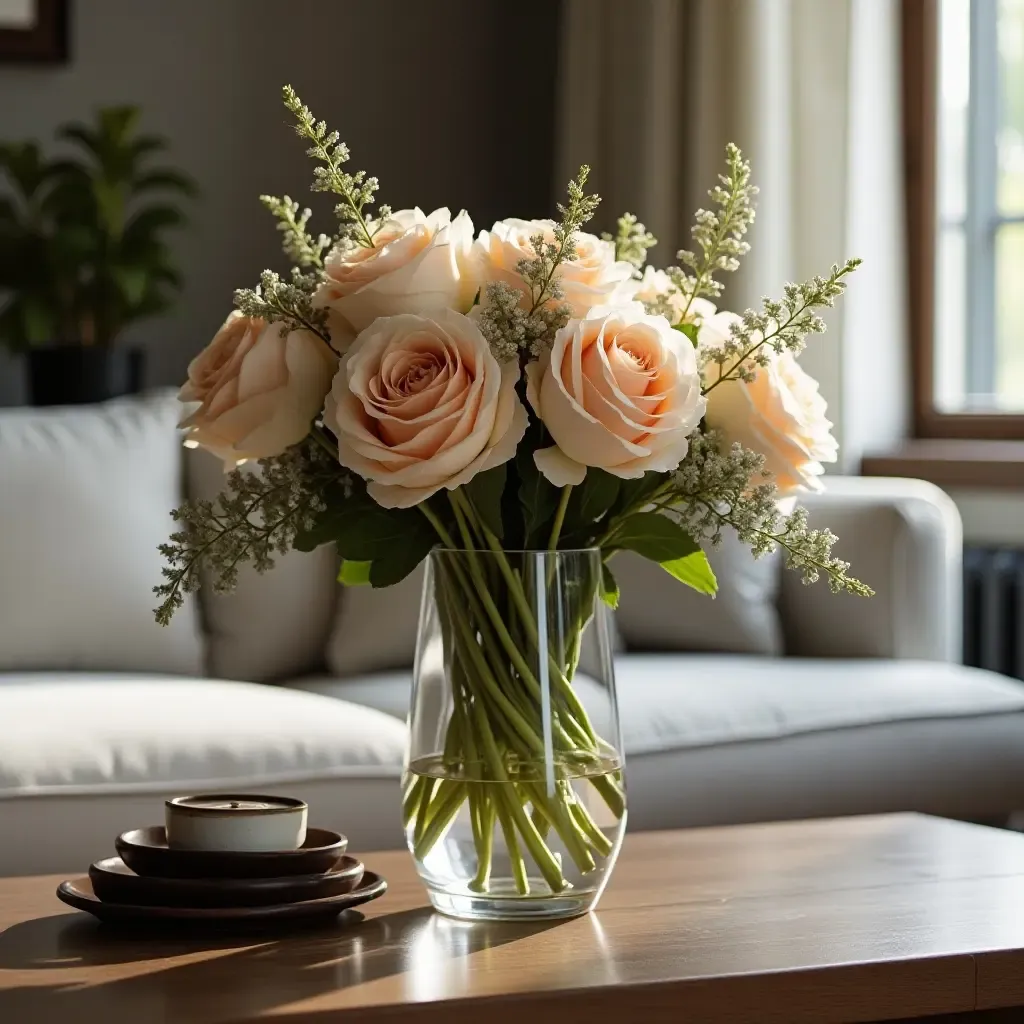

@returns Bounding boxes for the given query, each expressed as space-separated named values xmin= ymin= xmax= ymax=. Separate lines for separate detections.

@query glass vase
xmin=403 ymin=547 xmax=627 ymax=922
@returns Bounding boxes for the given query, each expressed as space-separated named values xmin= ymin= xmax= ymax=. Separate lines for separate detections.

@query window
xmin=906 ymin=0 xmax=1024 ymax=437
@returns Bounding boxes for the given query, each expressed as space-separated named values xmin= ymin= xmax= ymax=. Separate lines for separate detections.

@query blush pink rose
xmin=179 ymin=312 xmax=338 ymax=466
xmin=314 ymin=207 xmax=478 ymax=353
xmin=474 ymin=218 xmax=638 ymax=316
xmin=525 ymin=304 xmax=706 ymax=486
xmin=325 ymin=309 xmax=528 ymax=509
xmin=700 ymin=311 xmax=839 ymax=494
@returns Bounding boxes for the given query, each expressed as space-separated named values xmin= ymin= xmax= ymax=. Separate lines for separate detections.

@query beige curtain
xmin=557 ymin=0 xmax=909 ymax=467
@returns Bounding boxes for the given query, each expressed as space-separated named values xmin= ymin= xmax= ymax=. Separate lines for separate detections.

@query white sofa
xmin=2 ymin=394 xmax=1024 ymax=877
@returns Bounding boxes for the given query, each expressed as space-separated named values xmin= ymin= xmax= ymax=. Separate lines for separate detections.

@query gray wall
xmin=0 ymin=0 xmax=558 ymax=404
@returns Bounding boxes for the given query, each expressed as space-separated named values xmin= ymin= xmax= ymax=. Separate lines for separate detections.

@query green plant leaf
xmin=462 ymin=464 xmax=505 ymax=540
xmin=338 ymin=560 xmax=372 ymax=586
xmin=333 ymin=507 xmax=431 ymax=561
xmin=122 ymin=204 xmax=186 ymax=242
xmin=673 ymin=321 xmax=700 ymax=346
xmin=518 ymin=446 xmax=560 ymax=548
xmin=609 ymin=471 xmax=665 ymax=519
xmin=600 ymin=561 xmax=620 ymax=609
xmin=91 ymin=178 xmax=125 ymax=235
xmin=133 ymin=168 xmax=198 ymax=197
xmin=568 ymin=468 xmax=620 ymax=527
xmin=369 ymin=528 xmax=435 ymax=587
xmin=610 ymin=511 xmax=700 ymax=562
xmin=111 ymin=266 xmax=148 ymax=306
xmin=661 ymin=550 xmax=718 ymax=595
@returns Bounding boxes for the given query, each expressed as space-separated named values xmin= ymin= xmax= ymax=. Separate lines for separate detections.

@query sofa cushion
xmin=187 ymin=448 xmax=340 ymax=682
xmin=326 ymin=566 xmax=425 ymax=678
xmin=613 ymin=531 xmax=783 ymax=655
xmin=0 ymin=675 xmax=406 ymax=875
xmin=289 ymin=654 xmax=1024 ymax=829
xmin=0 ymin=394 xmax=203 ymax=675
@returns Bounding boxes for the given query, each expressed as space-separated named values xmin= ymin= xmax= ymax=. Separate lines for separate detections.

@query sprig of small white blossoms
xmin=670 ymin=143 xmax=757 ymax=321
xmin=666 ymin=431 xmax=872 ymax=596
xmin=234 ymin=268 xmax=329 ymax=340
xmin=154 ymin=441 xmax=347 ymax=626
xmin=700 ymin=258 xmax=861 ymax=390
xmin=602 ymin=212 xmax=657 ymax=272
xmin=477 ymin=166 xmax=601 ymax=361
xmin=282 ymin=84 xmax=391 ymax=250
xmin=260 ymin=194 xmax=331 ymax=268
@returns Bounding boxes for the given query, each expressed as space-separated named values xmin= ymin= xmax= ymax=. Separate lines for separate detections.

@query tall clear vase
xmin=403 ymin=547 xmax=627 ymax=922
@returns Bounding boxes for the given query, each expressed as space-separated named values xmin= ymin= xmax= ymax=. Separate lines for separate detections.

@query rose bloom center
xmin=570 ymin=324 xmax=670 ymax=441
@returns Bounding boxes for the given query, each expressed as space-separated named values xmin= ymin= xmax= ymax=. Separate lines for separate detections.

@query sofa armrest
xmin=778 ymin=476 xmax=963 ymax=662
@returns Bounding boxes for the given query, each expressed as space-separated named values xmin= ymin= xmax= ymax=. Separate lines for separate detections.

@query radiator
xmin=963 ymin=547 xmax=1024 ymax=680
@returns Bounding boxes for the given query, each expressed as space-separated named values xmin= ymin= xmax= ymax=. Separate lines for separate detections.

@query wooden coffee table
xmin=2 ymin=813 xmax=1024 ymax=1023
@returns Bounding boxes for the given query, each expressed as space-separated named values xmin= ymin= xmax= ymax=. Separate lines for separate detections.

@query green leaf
xmin=673 ymin=321 xmax=700 ymax=346
xmin=333 ymin=506 xmax=432 ymax=561
xmin=661 ymin=550 xmax=718 ymax=595
xmin=517 ymin=446 xmax=560 ymax=548
xmin=111 ymin=266 xmax=149 ymax=306
xmin=570 ymin=468 xmax=619 ymax=524
xmin=337 ymin=560 xmax=372 ymax=586
xmin=132 ymin=168 xmax=198 ymax=197
xmin=369 ymin=528 xmax=435 ymax=587
xmin=600 ymin=561 xmax=620 ymax=609
xmin=122 ymin=205 xmax=186 ymax=244
xmin=609 ymin=472 xmax=665 ymax=518
xmin=461 ymin=464 xmax=506 ymax=540
xmin=611 ymin=512 xmax=700 ymax=562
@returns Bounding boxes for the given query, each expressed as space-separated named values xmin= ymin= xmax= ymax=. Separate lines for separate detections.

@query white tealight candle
xmin=165 ymin=794 xmax=308 ymax=852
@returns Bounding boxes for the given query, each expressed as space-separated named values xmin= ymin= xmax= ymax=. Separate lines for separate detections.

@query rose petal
xmin=534 ymin=446 xmax=587 ymax=487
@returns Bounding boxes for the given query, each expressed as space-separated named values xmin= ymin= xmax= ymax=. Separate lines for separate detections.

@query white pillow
xmin=0 ymin=393 xmax=204 ymax=674
xmin=187 ymin=448 xmax=340 ymax=682
xmin=613 ymin=530 xmax=783 ymax=656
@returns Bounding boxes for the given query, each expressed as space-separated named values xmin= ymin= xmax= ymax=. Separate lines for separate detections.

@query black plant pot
xmin=27 ymin=345 xmax=145 ymax=407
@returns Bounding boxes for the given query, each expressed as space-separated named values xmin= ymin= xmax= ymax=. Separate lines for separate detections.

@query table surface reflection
xmin=3 ymin=814 xmax=1024 ymax=1023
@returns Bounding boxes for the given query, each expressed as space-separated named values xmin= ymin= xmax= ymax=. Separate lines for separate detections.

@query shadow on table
xmin=0 ymin=905 xmax=570 ymax=1022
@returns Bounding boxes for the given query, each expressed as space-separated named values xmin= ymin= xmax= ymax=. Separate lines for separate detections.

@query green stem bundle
xmin=407 ymin=496 xmax=625 ymax=895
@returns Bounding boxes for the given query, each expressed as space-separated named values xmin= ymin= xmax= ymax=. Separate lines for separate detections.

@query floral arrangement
xmin=155 ymin=86 xmax=869 ymax=904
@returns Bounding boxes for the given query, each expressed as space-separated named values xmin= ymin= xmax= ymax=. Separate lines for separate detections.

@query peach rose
xmin=525 ymin=304 xmax=706 ymax=486
xmin=700 ymin=311 xmax=838 ymax=494
xmin=179 ymin=312 xmax=337 ymax=466
xmin=474 ymin=218 xmax=637 ymax=316
xmin=314 ymin=207 xmax=478 ymax=352
xmin=325 ymin=309 xmax=528 ymax=509
xmin=633 ymin=266 xmax=717 ymax=326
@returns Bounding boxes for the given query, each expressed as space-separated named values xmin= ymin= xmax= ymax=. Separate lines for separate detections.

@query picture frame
xmin=0 ymin=0 xmax=67 ymax=63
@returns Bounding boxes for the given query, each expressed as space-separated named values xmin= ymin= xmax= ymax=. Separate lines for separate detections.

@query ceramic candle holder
xmin=165 ymin=795 xmax=308 ymax=852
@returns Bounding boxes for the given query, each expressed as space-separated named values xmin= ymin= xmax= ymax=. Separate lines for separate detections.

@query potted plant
xmin=0 ymin=106 xmax=195 ymax=405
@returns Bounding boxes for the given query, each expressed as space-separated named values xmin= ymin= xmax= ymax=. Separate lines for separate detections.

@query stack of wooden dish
xmin=56 ymin=794 xmax=387 ymax=927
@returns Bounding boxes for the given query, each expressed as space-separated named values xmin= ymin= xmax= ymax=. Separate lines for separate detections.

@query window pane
xmin=935 ymin=227 xmax=968 ymax=413
xmin=996 ymin=223 xmax=1024 ymax=409
xmin=939 ymin=0 xmax=971 ymax=223
xmin=998 ymin=0 xmax=1024 ymax=215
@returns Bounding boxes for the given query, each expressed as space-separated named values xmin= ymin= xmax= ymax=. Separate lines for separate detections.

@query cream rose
xmin=179 ymin=312 xmax=338 ymax=466
xmin=633 ymin=266 xmax=717 ymax=325
xmin=325 ymin=309 xmax=528 ymax=509
xmin=474 ymin=218 xmax=637 ymax=316
xmin=700 ymin=311 xmax=838 ymax=494
xmin=525 ymin=304 xmax=706 ymax=486
xmin=314 ymin=207 xmax=478 ymax=352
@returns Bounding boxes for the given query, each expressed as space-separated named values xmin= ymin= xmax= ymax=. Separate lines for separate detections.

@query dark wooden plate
xmin=56 ymin=870 xmax=386 ymax=927
xmin=115 ymin=826 xmax=347 ymax=879
xmin=89 ymin=855 xmax=364 ymax=908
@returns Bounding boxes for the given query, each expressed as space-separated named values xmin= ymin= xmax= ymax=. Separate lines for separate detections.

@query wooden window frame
xmin=903 ymin=0 xmax=1024 ymax=440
